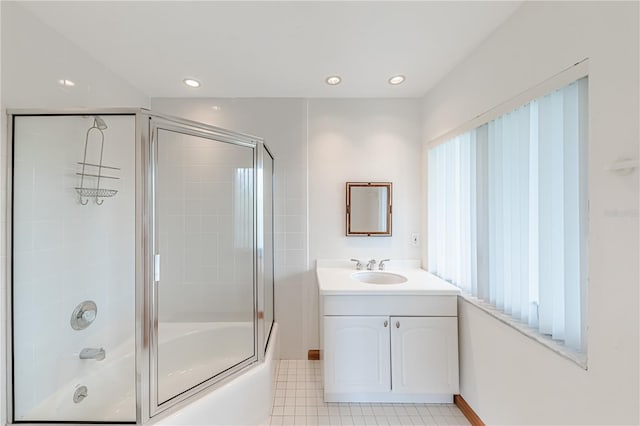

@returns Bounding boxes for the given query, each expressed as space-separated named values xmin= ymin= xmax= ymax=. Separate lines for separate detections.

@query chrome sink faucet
xmin=378 ymin=259 xmax=390 ymax=270
xmin=350 ymin=259 xmax=363 ymax=270
xmin=367 ymin=259 xmax=377 ymax=270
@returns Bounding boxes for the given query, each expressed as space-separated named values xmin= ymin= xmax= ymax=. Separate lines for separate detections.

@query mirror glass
xmin=346 ymin=182 xmax=392 ymax=236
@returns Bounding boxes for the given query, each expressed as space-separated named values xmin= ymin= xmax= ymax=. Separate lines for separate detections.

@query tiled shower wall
xmin=10 ymin=115 xmax=136 ymax=419
xmin=156 ymin=129 xmax=256 ymax=323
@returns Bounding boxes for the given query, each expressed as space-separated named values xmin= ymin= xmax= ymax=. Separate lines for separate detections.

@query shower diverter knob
xmin=70 ymin=300 xmax=98 ymax=330
xmin=82 ymin=310 xmax=96 ymax=322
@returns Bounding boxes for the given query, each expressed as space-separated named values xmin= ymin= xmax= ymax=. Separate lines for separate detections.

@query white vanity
xmin=317 ymin=260 xmax=460 ymax=403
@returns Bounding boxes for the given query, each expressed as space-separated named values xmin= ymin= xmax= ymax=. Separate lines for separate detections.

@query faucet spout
xmin=367 ymin=259 xmax=377 ymax=271
xmin=79 ymin=347 xmax=106 ymax=361
xmin=378 ymin=259 xmax=391 ymax=270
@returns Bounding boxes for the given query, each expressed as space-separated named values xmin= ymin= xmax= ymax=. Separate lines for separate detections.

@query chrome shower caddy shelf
xmin=75 ymin=117 xmax=119 ymax=205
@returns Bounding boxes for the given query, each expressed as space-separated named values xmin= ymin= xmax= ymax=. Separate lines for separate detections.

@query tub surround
xmin=317 ymin=260 xmax=460 ymax=404
xmin=6 ymin=110 xmax=276 ymax=424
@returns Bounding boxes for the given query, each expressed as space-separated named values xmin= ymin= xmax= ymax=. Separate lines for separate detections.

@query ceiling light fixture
xmin=388 ymin=75 xmax=406 ymax=85
xmin=58 ymin=79 xmax=76 ymax=87
xmin=183 ymin=78 xmax=201 ymax=88
xmin=325 ymin=76 xmax=342 ymax=86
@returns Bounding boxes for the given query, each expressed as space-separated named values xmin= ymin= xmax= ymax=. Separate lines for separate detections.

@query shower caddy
xmin=75 ymin=116 xmax=120 ymax=205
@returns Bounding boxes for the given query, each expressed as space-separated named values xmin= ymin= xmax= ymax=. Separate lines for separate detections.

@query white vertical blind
xmin=427 ymin=77 xmax=588 ymax=352
xmin=428 ymin=133 xmax=477 ymax=294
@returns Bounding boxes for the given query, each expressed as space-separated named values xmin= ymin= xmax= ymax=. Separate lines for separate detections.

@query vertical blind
xmin=428 ymin=77 xmax=588 ymax=352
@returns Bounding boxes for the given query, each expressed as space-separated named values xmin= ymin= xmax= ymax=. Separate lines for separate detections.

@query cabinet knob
xmin=396 ymin=321 xmax=400 ymax=328
xmin=384 ymin=320 xmax=388 ymax=327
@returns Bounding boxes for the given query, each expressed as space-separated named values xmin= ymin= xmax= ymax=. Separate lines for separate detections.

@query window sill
xmin=458 ymin=294 xmax=588 ymax=370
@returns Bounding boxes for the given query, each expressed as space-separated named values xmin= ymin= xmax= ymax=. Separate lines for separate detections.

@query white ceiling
xmin=20 ymin=1 xmax=523 ymax=98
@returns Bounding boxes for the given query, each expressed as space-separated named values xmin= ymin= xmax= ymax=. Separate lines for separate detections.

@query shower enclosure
xmin=5 ymin=109 xmax=275 ymax=423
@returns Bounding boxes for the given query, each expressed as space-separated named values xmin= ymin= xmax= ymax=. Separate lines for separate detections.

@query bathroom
xmin=1 ymin=1 xmax=638 ymax=426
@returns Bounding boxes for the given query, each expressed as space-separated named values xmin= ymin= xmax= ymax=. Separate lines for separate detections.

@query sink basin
xmin=351 ymin=271 xmax=408 ymax=285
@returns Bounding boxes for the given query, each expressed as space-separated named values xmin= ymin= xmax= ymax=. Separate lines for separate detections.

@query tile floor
xmin=267 ymin=360 xmax=470 ymax=426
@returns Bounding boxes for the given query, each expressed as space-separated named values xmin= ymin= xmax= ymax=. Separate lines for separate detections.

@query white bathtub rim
xmin=152 ymin=322 xmax=279 ymax=426
xmin=18 ymin=321 xmax=264 ymax=423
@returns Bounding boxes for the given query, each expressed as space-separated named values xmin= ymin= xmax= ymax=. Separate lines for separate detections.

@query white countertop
xmin=316 ymin=259 xmax=461 ymax=296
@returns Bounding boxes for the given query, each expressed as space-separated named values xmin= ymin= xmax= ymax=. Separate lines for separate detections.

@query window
xmin=427 ymin=77 xmax=588 ymax=353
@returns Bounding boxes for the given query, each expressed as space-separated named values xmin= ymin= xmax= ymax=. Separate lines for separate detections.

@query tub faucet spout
xmin=80 ymin=347 xmax=105 ymax=361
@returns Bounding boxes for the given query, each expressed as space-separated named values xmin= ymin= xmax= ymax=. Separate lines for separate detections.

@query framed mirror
xmin=346 ymin=182 xmax=392 ymax=236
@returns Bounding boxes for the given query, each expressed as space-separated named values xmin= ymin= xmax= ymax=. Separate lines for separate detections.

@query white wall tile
xmin=285 ymin=233 xmax=305 ymax=251
xmin=8 ymin=115 xmax=137 ymax=420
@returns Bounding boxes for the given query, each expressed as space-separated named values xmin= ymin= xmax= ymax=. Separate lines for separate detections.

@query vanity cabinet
xmin=321 ymin=295 xmax=459 ymax=403
xmin=390 ymin=316 xmax=458 ymax=395
xmin=323 ymin=316 xmax=391 ymax=395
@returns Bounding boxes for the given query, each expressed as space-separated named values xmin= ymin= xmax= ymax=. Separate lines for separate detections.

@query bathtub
xmin=17 ymin=333 xmax=136 ymax=422
xmin=157 ymin=321 xmax=255 ymax=404
xmin=18 ymin=322 xmax=279 ymax=425
xmin=155 ymin=322 xmax=279 ymax=426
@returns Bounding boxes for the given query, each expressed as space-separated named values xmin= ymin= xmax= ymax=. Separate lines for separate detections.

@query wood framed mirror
xmin=346 ymin=182 xmax=392 ymax=236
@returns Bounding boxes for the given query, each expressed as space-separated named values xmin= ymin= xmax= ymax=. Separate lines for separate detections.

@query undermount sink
xmin=351 ymin=271 xmax=408 ymax=285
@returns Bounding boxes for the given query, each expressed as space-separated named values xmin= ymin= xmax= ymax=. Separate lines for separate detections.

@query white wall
xmin=421 ymin=2 xmax=639 ymax=424
xmin=0 ymin=3 xmax=149 ymax=110
xmin=307 ymin=99 xmax=422 ymax=349
xmin=1 ymin=3 xmax=148 ymax=424
xmin=308 ymin=99 xmax=422 ymax=260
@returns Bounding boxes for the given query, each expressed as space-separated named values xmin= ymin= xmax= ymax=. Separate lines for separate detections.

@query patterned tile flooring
xmin=266 ymin=360 xmax=470 ymax=426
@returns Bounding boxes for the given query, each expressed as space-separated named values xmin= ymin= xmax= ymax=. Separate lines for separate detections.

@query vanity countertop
xmin=316 ymin=260 xmax=461 ymax=296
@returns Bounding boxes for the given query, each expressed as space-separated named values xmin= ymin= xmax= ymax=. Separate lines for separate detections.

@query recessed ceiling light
xmin=183 ymin=78 xmax=201 ymax=88
xmin=388 ymin=75 xmax=406 ymax=85
xmin=211 ymin=105 xmax=222 ymax=111
xmin=58 ymin=79 xmax=76 ymax=87
xmin=325 ymin=76 xmax=342 ymax=86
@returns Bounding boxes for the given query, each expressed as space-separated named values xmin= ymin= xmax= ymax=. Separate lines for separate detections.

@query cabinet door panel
xmin=391 ymin=317 xmax=459 ymax=394
xmin=323 ymin=316 xmax=390 ymax=394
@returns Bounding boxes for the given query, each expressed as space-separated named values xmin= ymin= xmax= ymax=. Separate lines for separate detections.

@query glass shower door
xmin=152 ymin=123 xmax=257 ymax=410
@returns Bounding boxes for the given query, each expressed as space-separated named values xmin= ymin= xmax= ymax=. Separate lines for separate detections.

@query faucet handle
xmin=350 ymin=259 xmax=363 ymax=270
xmin=379 ymin=259 xmax=391 ymax=270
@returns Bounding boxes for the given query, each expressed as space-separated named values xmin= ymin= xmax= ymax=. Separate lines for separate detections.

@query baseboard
xmin=307 ymin=349 xmax=320 ymax=360
xmin=454 ymin=394 xmax=485 ymax=426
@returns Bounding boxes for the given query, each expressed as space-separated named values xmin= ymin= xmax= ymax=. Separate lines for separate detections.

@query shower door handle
xmin=154 ymin=254 xmax=160 ymax=282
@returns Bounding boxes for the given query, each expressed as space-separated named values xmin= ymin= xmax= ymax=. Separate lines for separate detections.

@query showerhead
xmin=94 ymin=116 xmax=108 ymax=130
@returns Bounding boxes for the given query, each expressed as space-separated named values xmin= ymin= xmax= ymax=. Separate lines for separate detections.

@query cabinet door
xmin=323 ymin=316 xmax=391 ymax=394
xmin=390 ymin=317 xmax=459 ymax=394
